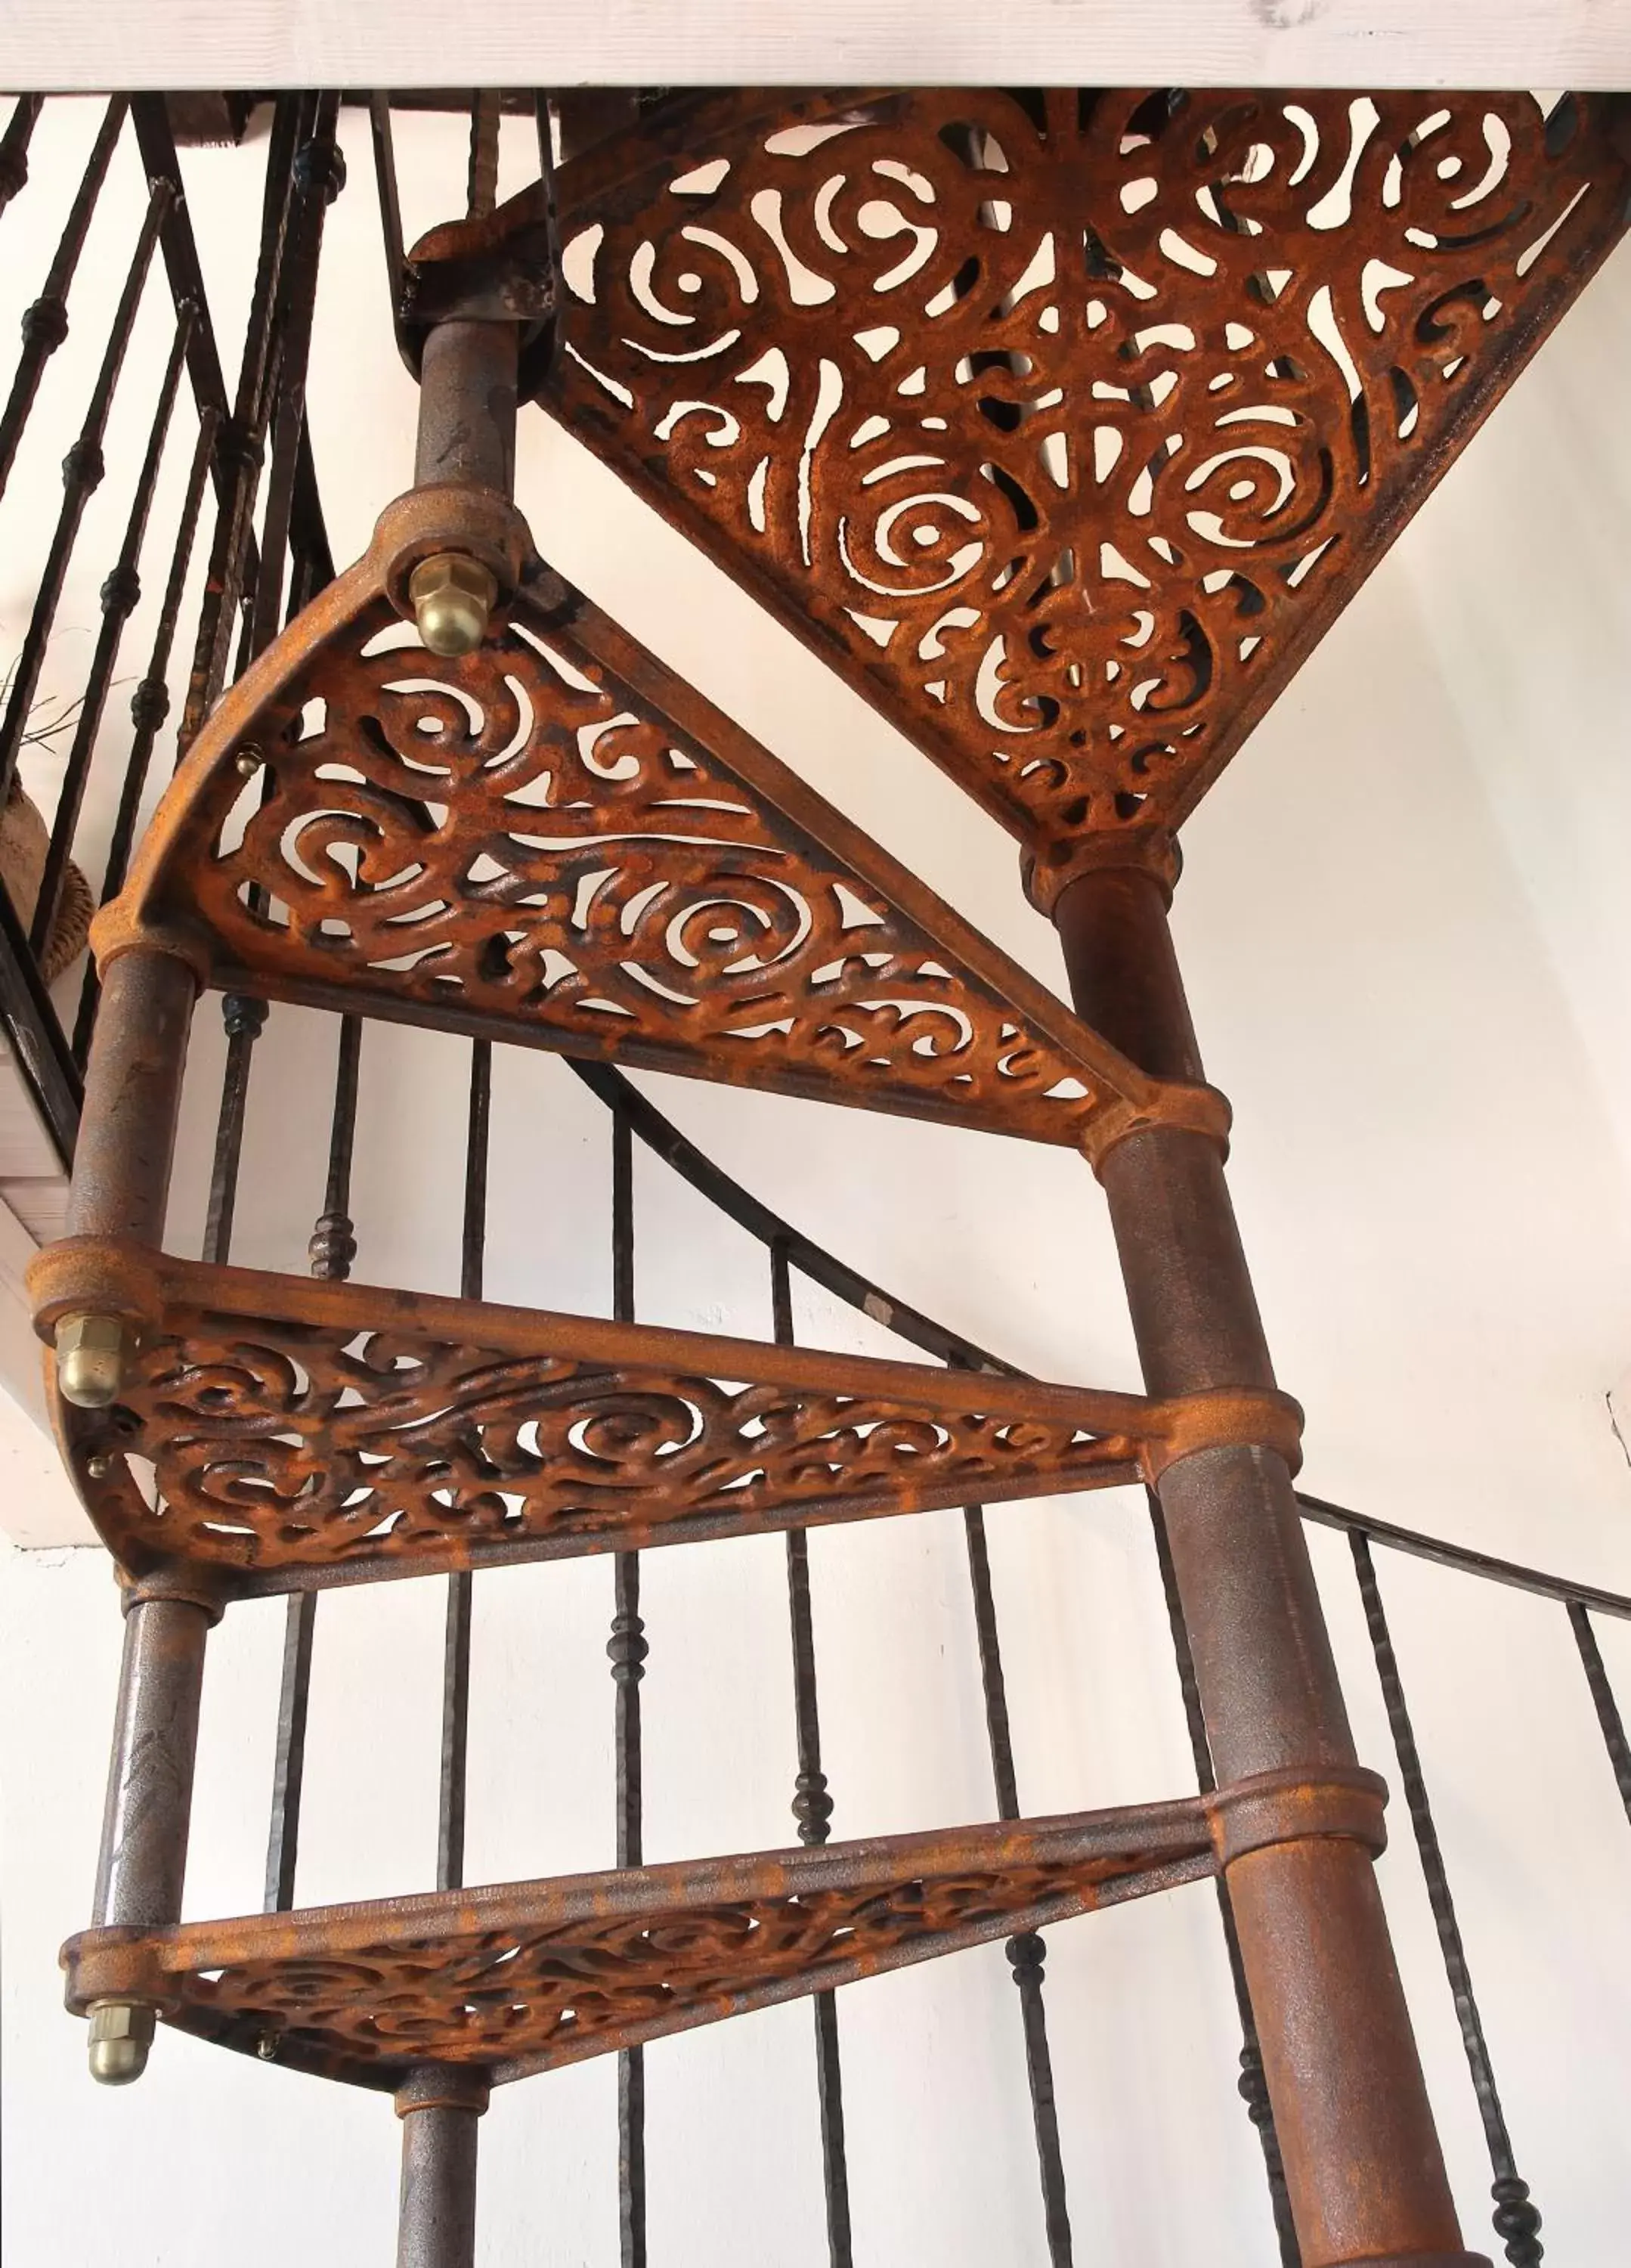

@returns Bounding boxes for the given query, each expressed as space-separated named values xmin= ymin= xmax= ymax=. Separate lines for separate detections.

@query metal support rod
xmin=180 ymin=91 xmax=302 ymax=752
xmin=0 ymin=94 xmax=43 ymax=219
xmin=414 ymin=318 xmax=518 ymax=497
xmin=0 ymin=172 xmax=172 ymax=813
xmin=1352 ymin=1535 xmax=1543 ymax=2268
xmin=438 ymin=1040 xmax=489 ymax=1894
xmin=72 ymin=399 xmax=219 ymax=1063
xmin=1147 ymin=1487 xmax=1299 ymax=2266
xmin=263 ymin=1591 xmax=317 ymax=1913
xmin=0 ymin=95 xmax=125 ymax=504
xmin=608 ymin=1100 xmax=648 ymax=2268
xmin=32 ymin=301 xmax=193 ymax=960
xmin=1568 ymin=1600 xmax=1631 ymax=1824
xmin=771 ymin=1240 xmax=854 ymax=2268
xmin=88 ymin=1591 xmax=213 ymax=2081
xmin=963 ymin=1503 xmax=1075 ymax=2267
xmin=309 ymin=1013 xmax=362 ymax=1278
xmin=1053 ymin=860 xmax=1478 ymax=2268
xmin=67 ymin=947 xmax=194 ymax=1245
xmin=396 ymin=2081 xmax=485 ymax=2268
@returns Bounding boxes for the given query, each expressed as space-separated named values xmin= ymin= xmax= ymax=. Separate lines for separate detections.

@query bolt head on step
xmin=55 ymin=1313 xmax=133 ymax=1408
xmin=87 ymin=2000 xmax=155 ymax=2086
xmin=409 ymin=551 xmax=497 ymax=657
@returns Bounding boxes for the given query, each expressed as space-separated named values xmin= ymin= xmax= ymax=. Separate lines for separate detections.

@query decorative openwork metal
xmin=2 ymin=82 xmax=1628 ymax=2268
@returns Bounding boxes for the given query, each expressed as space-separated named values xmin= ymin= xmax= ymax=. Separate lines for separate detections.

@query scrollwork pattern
xmin=175 ymin=584 xmax=1113 ymax=1143
xmin=134 ymin=1821 xmax=1208 ymax=2081
xmin=549 ymin=87 xmax=1627 ymax=845
xmin=87 ymin=1287 xmax=1139 ymax=1577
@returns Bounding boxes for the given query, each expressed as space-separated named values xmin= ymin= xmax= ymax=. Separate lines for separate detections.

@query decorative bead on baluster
xmin=606 ymin=1609 xmax=648 ymax=1687
xmin=1005 ymin=1930 xmax=1048 ymax=1984
xmin=21 ymin=295 xmax=69 ymax=353
xmin=221 ymin=993 xmax=268 ymax=1043
xmin=128 ymin=676 xmax=169 ymax=735
xmin=1236 ymin=2039 xmax=1273 ymax=2133
xmin=307 ymin=1210 xmax=356 ymax=1281
xmin=293 ymin=138 xmax=347 ymax=203
xmin=1490 ymin=2174 xmax=1543 ymax=2267
xmin=792 ymin=1768 xmax=833 ymax=1847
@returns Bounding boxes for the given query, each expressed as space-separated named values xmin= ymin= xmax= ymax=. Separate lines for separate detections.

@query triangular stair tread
xmin=32 ymin=1243 xmax=1160 ymax=1590
xmin=63 ymin=1798 xmax=1216 ymax=2089
xmin=104 ymin=528 xmax=1166 ymax=1148
xmin=546 ymin=87 xmax=1630 ymax=859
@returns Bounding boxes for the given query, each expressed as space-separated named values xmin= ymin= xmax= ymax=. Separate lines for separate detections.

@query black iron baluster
xmin=0 ymin=172 xmax=171 ymax=814
xmin=249 ymin=93 xmax=343 ymax=665
xmin=0 ymin=95 xmax=42 ymax=219
xmin=963 ymin=1501 xmax=1075 ymax=2268
xmin=1567 ymin=1600 xmax=1631 ymax=1826
xmin=200 ymin=990 xmax=266 ymax=1267
xmin=265 ymin=1582 xmax=317 ymax=1913
xmin=30 ymin=300 xmax=193 ymax=962
xmin=308 ymin=1015 xmax=362 ymax=1281
xmin=70 ymin=399 xmax=218 ymax=1061
xmin=262 ymin=1009 xmax=364 ymax=1913
xmin=438 ymin=1040 xmax=489 ymax=1895
xmin=0 ymin=95 xmax=125 ymax=503
xmin=1351 ymin=1532 xmax=1543 ymax=2268
xmin=367 ymin=94 xmax=411 ymax=373
xmin=180 ymin=91 xmax=302 ymax=751
xmin=769 ymin=1240 xmax=853 ymax=2268
xmin=608 ymin=1100 xmax=648 ymax=2268
xmin=467 ymin=91 xmax=503 ymax=222
xmin=1147 ymin=1491 xmax=1299 ymax=2266
xmin=200 ymin=91 xmax=341 ymax=1274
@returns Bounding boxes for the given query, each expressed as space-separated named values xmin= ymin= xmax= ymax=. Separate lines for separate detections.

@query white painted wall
xmin=4 ymin=98 xmax=1631 ymax=2266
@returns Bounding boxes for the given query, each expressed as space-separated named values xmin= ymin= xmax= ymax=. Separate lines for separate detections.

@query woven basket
xmin=0 ymin=779 xmax=93 ymax=984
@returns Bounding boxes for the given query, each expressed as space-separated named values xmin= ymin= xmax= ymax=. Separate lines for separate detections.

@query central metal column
xmin=1053 ymin=855 xmax=1483 ymax=2268
xmin=395 ymin=2070 xmax=487 ymax=2268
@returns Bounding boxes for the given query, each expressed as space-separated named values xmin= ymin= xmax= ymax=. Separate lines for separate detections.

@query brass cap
xmin=55 ymin=1313 xmax=134 ymax=1409
xmin=87 ymin=2000 xmax=156 ymax=2086
xmin=409 ymin=551 xmax=497 ymax=657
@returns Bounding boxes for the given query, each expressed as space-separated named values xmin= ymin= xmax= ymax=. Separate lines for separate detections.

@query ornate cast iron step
xmin=63 ymin=1798 xmax=1218 ymax=2090
xmin=30 ymin=1240 xmax=1296 ymax=1593
xmin=546 ymin=87 xmax=1631 ymax=883
xmin=94 ymin=492 xmax=1224 ymax=1157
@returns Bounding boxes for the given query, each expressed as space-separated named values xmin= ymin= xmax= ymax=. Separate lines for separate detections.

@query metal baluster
xmin=438 ymin=1040 xmax=489 ymax=1895
xmin=0 ymin=172 xmax=171 ymax=813
xmin=963 ymin=1501 xmax=1075 ymax=2268
xmin=200 ymin=91 xmax=341 ymax=1272
xmin=179 ymin=91 xmax=302 ymax=751
xmin=262 ymin=1009 xmax=364 ymax=1910
xmin=769 ymin=1240 xmax=853 ymax=2268
xmin=608 ymin=1101 xmax=648 ymax=2268
xmin=367 ymin=95 xmax=411 ymax=371
xmin=1351 ymin=1533 xmax=1543 ymax=2268
xmin=70 ymin=399 xmax=218 ymax=1061
xmin=265 ymin=1582 xmax=317 ymax=1913
xmin=0 ymin=94 xmax=42 ymax=219
xmin=0 ymin=95 xmax=125 ymax=503
xmin=466 ymin=92 xmax=503 ymax=223
xmin=1148 ymin=1491 xmax=1299 ymax=2266
xmin=309 ymin=1015 xmax=362 ymax=1280
xmin=30 ymin=301 xmax=193 ymax=962
xmin=1567 ymin=1600 xmax=1631 ymax=1825
xmin=249 ymin=92 xmax=343 ymax=665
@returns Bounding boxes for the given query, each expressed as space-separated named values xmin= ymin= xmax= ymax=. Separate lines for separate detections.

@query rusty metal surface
xmin=91 ymin=500 xmax=1227 ymax=1154
xmin=1056 ymin=861 xmax=1479 ymax=2266
xmin=27 ymin=1241 xmax=1187 ymax=1588
xmin=61 ymin=1799 xmax=1216 ymax=2091
xmin=545 ymin=88 xmax=1630 ymax=870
